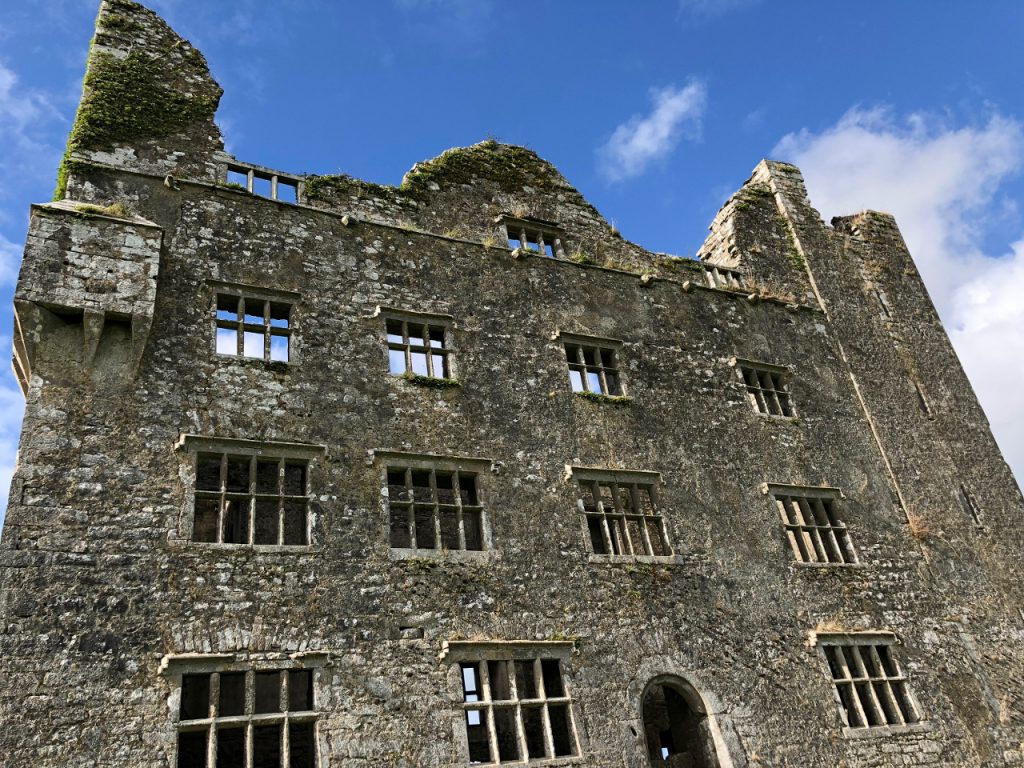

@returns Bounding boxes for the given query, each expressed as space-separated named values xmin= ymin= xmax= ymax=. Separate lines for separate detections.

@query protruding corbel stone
xmin=82 ymin=309 xmax=105 ymax=368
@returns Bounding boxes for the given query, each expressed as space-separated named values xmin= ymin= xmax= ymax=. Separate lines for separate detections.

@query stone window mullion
xmin=209 ymin=672 xmax=222 ymax=765
xmin=218 ymin=454 xmax=228 ymax=544
xmin=611 ymin=482 xmax=634 ymax=555
xmin=631 ymin=484 xmax=655 ymax=556
xmin=405 ymin=467 xmax=418 ymax=550
xmin=428 ymin=469 xmax=442 ymax=550
xmin=453 ymin=471 xmax=467 ymax=551
xmin=276 ymin=458 xmax=285 ymax=546
xmin=829 ymin=647 xmax=866 ymax=728
xmin=282 ymin=670 xmax=292 ymax=768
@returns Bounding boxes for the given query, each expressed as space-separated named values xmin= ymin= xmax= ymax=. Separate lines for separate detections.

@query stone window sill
xmin=389 ymin=547 xmax=492 ymax=563
xmin=841 ymin=722 xmax=932 ymax=740
xmin=587 ymin=554 xmax=682 ymax=565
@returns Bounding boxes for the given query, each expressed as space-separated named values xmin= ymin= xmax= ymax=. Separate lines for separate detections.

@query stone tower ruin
xmin=2 ymin=1 xmax=1024 ymax=766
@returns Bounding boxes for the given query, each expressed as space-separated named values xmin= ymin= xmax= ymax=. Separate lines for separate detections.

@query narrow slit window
xmin=175 ymin=667 xmax=318 ymax=767
xmin=215 ymin=293 xmax=292 ymax=364
xmin=735 ymin=362 xmax=794 ymax=416
xmin=959 ymin=485 xmax=983 ymax=526
xmin=385 ymin=317 xmax=451 ymax=379
xmin=574 ymin=472 xmax=672 ymax=559
xmin=386 ymin=464 xmax=484 ymax=552
xmin=564 ymin=342 xmax=622 ymax=396
xmin=818 ymin=636 xmax=921 ymax=730
xmin=192 ymin=452 xmax=311 ymax=546
xmin=771 ymin=488 xmax=856 ymax=565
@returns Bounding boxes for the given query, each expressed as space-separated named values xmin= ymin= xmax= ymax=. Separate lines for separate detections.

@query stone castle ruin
xmin=3 ymin=1 xmax=1024 ymax=766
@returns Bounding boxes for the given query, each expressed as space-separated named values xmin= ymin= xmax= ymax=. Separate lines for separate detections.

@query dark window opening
xmin=459 ymin=657 xmax=577 ymax=764
xmin=576 ymin=476 xmax=672 ymax=558
xmin=192 ymin=452 xmax=311 ymax=546
xmin=820 ymin=640 xmax=920 ymax=729
xmin=772 ymin=490 xmax=857 ymax=565
xmin=642 ymin=681 xmax=719 ymax=767
xmin=386 ymin=465 xmax=484 ymax=552
xmin=176 ymin=667 xmax=318 ymax=767
xmin=737 ymin=364 xmax=794 ymax=417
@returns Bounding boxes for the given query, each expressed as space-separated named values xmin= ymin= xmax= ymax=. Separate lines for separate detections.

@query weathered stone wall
xmin=2 ymin=2 xmax=1023 ymax=767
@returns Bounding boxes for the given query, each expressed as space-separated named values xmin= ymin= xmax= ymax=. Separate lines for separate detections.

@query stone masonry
xmin=2 ymin=2 xmax=1024 ymax=766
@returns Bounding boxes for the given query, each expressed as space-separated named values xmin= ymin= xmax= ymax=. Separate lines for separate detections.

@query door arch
xmin=641 ymin=676 xmax=721 ymax=767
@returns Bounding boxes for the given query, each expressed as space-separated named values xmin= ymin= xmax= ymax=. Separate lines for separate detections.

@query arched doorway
xmin=641 ymin=677 xmax=720 ymax=768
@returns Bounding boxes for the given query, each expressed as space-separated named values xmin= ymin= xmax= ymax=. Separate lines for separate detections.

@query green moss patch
xmin=574 ymin=392 xmax=632 ymax=406
xmin=73 ymin=201 xmax=134 ymax=218
xmin=54 ymin=42 xmax=218 ymax=199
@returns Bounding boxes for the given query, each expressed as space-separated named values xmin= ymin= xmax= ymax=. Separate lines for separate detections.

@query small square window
xmin=769 ymin=486 xmax=856 ymax=565
xmin=386 ymin=463 xmax=485 ymax=552
xmin=564 ymin=340 xmax=622 ymax=396
xmin=215 ymin=292 xmax=292 ymax=364
xmin=735 ymin=360 xmax=794 ymax=416
xmin=383 ymin=314 xmax=452 ymax=380
xmin=817 ymin=635 xmax=921 ymax=731
xmin=450 ymin=644 xmax=579 ymax=764
xmin=573 ymin=469 xmax=672 ymax=559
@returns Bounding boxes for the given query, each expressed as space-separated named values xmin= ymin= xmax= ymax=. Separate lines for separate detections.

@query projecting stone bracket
xmin=11 ymin=201 xmax=163 ymax=392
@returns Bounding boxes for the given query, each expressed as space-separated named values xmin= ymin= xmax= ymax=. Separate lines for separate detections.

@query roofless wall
xmin=3 ymin=2 xmax=1023 ymax=766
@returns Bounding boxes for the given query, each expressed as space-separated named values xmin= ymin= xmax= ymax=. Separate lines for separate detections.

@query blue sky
xmin=2 ymin=0 xmax=1024 ymax=518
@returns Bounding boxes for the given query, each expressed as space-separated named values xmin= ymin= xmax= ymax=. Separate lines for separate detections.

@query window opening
xmin=575 ymin=473 xmax=672 ymax=558
xmin=387 ymin=465 xmax=484 ymax=551
xmin=565 ymin=342 xmax=622 ymax=396
xmin=225 ymin=162 xmax=300 ymax=205
xmin=193 ymin=452 xmax=311 ymax=546
xmin=457 ymin=655 xmax=578 ymax=764
xmin=705 ymin=265 xmax=747 ymax=290
xmin=176 ymin=668 xmax=318 ymax=768
xmin=216 ymin=294 xmax=291 ymax=363
xmin=959 ymin=485 xmax=983 ymax=526
xmin=818 ymin=636 xmax=921 ymax=730
xmin=770 ymin=487 xmax=856 ymax=564
xmin=500 ymin=216 xmax=565 ymax=259
xmin=386 ymin=317 xmax=450 ymax=379
xmin=735 ymin=362 xmax=794 ymax=417
xmin=642 ymin=681 xmax=719 ymax=768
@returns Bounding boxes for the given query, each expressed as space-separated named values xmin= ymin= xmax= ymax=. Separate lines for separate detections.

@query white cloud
xmin=599 ymin=81 xmax=707 ymax=182
xmin=773 ymin=107 xmax=1024 ymax=484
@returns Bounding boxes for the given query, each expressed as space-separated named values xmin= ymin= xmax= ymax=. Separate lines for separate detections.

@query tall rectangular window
xmin=817 ymin=635 xmax=921 ymax=731
xmin=175 ymin=666 xmax=318 ymax=768
xmin=446 ymin=642 xmax=580 ymax=764
xmin=769 ymin=485 xmax=857 ymax=564
xmin=215 ymin=291 xmax=293 ymax=363
xmin=563 ymin=338 xmax=623 ymax=396
xmin=179 ymin=436 xmax=325 ymax=548
xmin=734 ymin=359 xmax=794 ymax=417
xmin=573 ymin=469 xmax=672 ymax=559
xmin=386 ymin=465 xmax=484 ymax=552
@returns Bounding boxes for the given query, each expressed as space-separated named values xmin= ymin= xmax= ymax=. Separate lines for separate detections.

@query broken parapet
xmin=56 ymin=0 xmax=224 ymax=199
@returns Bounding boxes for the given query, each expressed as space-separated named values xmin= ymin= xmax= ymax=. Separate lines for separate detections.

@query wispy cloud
xmin=678 ymin=0 xmax=760 ymax=19
xmin=0 ymin=60 xmax=64 ymax=193
xmin=0 ymin=231 xmax=21 ymax=285
xmin=774 ymin=106 xmax=1024 ymax=483
xmin=599 ymin=80 xmax=707 ymax=182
